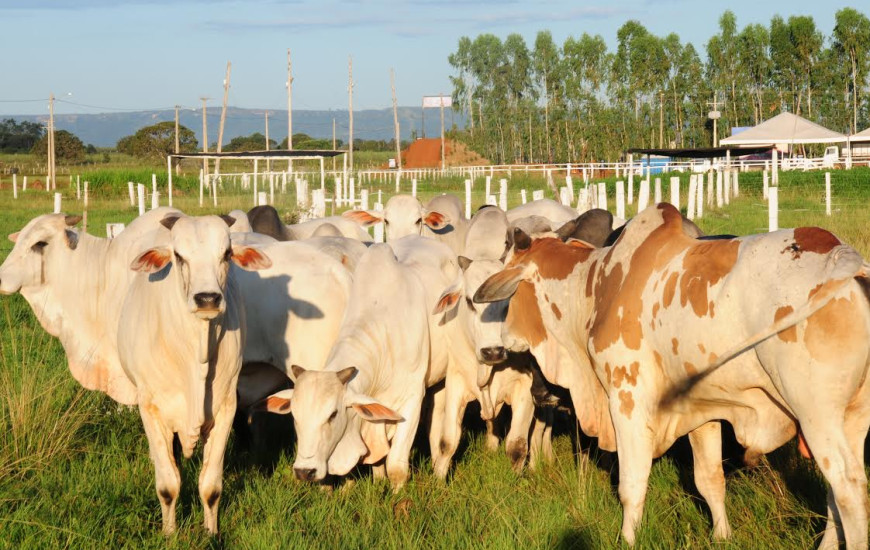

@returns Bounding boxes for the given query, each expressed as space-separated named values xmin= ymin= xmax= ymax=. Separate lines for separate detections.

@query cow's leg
xmin=505 ymin=383 xmax=535 ymax=473
xmin=386 ymin=397 xmax=423 ymax=491
xmin=428 ymin=386 xmax=446 ymax=465
xmin=611 ymin=401 xmax=654 ymax=546
xmin=139 ymin=404 xmax=181 ymax=535
xmin=198 ymin=392 xmax=236 ymax=535
xmin=371 ymin=463 xmax=387 ymax=480
xmin=433 ymin=374 xmax=470 ymax=480
xmin=530 ymin=408 xmax=554 ymax=470
xmin=687 ymin=421 xmax=731 ymax=540
xmin=799 ymin=415 xmax=868 ymax=550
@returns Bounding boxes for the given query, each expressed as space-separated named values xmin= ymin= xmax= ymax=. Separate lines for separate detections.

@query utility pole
xmin=215 ymin=61 xmax=231 ymax=181
xmin=348 ymin=55 xmax=354 ymax=171
xmin=265 ymin=111 xmax=271 ymax=172
xmin=707 ymin=93 xmax=723 ymax=148
xmin=440 ymin=92 xmax=445 ymax=171
xmin=174 ymin=105 xmax=180 ymax=175
xmin=286 ymin=48 xmax=294 ymax=173
xmin=200 ymin=96 xmax=210 ymax=188
xmin=48 ymin=93 xmax=55 ymax=191
xmin=390 ymin=68 xmax=402 ymax=170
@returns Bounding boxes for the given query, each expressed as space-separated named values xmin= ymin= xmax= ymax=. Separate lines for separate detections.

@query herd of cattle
xmin=1 ymin=192 xmax=870 ymax=548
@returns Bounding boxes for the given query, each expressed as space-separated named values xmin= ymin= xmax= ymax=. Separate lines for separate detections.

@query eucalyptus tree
xmin=738 ymin=23 xmax=772 ymax=125
xmin=833 ymin=7 xmax=870 ymax=133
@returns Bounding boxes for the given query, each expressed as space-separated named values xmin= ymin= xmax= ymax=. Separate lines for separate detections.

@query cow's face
xmin=0 ymin=214 xmax=81 ymax=295
xmin=131 ymin=215 xmax=271 ymax=319
xmin=259 ymin=365 xmax=402 ymax=483
xmin=475 ymin=235 xmax=594 ymax=353
xmin=459 ymin=257 xmax=510 ymax=364
xmin=343 ymin=194 xmax=450 ymax=242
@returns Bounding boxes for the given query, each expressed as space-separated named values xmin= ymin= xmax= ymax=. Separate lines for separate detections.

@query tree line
xmin=448 ymin=8 xmax=870 ymax=164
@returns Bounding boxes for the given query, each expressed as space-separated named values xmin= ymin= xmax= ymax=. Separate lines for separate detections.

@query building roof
xmin=720 ymin=112 xmax=847 ymax=145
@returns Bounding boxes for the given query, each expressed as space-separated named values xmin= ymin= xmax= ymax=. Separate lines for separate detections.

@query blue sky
xmin=0 ymin=0 xmax=859 ymax=118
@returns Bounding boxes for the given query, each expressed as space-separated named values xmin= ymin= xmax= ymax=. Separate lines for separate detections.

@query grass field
xmin=1 ymin=165 xmax=869 ymax=549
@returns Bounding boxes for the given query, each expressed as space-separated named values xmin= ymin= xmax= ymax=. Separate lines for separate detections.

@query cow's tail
xmin=662 ymin=246 xmax=869 ymax=405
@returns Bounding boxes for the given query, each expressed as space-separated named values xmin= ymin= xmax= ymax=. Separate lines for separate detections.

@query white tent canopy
xmin=852 ymin=126 xmax=870 ymax=143
xmin=721 ymin=112 xmax=847 ymax=146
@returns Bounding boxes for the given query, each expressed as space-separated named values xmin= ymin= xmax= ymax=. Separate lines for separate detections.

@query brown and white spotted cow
xmin=476 ymin=203 xmax=870 ymax=549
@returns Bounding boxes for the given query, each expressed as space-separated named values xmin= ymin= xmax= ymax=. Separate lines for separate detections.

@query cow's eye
xmin=328 ymin=410 xmax=338 ymax=422
xmin=465 ymin=297 xmax=476 ymax=312
xmin=223 ymin=248 xmax=233 ymax=261
xmin=31 ymin=241 xmax=48 ymax=252
xmin=384 ymin=220 xmax=390 ymax=226
xmin=174 ymin=252 xmax=184 ymax=264
xmin=415 ymin=218 xmax=422 ymax=226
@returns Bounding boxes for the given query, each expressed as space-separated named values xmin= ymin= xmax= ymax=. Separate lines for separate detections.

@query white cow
xmin=506 ymin=199 xmax=577 ymax=227
xmin=0 ymin=211 xmax=351 ymax=417
xmin=0 ymin=208 xmax=182 ymax=404
xmin=343 ymin=194 xmax=451 ymax=243
xmin=430 ymin=206 xmax=551 ymax=474
xmin=259 ymin=243 xmax=433 ymax=489
xmin=118 ymin=214 xmax=270 ymax=534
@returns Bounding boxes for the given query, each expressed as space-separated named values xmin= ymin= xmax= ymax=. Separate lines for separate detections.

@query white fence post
xmin=360 ymin=189 xmax=369 ymax=211
xmin=521 ymin=189 xmax=527 ymax=205
xmin=258 ymin=191 xmax=267 ymax=206
xmin=532 ymin=189 xmax=545 ymax=201
xmin=412 ymin=178 xmax=418 ymax=198
xmin=53 ymin=192 xmax=61 ymax=214
xmin=825 ymin=172 xmax=831 ymax=216
xmin=565 ymin=175 xmax=574 ymax=204
xmin=76 ymin=175 xmax=81 ymax=200
xmin=716 ymin=170 xmax=723 ymax=207
xmin=137 ymin=184 xmax=146 ymax=216
xmin=597 ymin=183 xmax=607 ymax=211
xmin=687 ymin=176 xmax=697 ymax=220
xmin=616 ymin=180 xmax=625 ymax=220
xmin=763 ymin=170 xmax=769 ymax=199
xmin=768 ymin=186 xmax=778 ymax=232
xmin=654 ymin=178 xmax=662 ymax=204
xmin=151 ymin=190 xmax=159 ymax=210
xmin=12 ymin=176 xmax=17 ymax=199
xmin=499 ymin=179 xmax=508 ymax=210
xmin=128 ymin=181 xmax=135 ymax=206
xmin=464 ymin=179 xmax=472 ymax=219
xmin=669 ymin=177 xmax=679 ymax=209
xmin=638 ymin=179 xmax=650 ymax=211
xmin=373 ymin=202 xmax=385 ymax=243
xmin=695 ymin=175 xmax=704 ymax=218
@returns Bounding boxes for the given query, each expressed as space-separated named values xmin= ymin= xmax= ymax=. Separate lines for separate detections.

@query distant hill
xmin=0 ymin=107 xmax=467 ymax=148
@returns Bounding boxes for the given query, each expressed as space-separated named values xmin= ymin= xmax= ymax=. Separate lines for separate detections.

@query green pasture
xmin=0 ymin=165 xmax=869 ymax=548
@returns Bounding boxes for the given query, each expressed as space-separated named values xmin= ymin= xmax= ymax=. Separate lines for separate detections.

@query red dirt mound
xmin=395 ymin=138 xmax=489 ymax=169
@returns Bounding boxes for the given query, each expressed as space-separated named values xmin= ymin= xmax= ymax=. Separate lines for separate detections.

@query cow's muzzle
xmin=193 ymin=292 xmax=223 ymax=318
xmin=480 ymin=346 xmax=508 ymax=365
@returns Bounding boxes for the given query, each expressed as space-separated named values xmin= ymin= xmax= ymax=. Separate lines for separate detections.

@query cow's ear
xmin=131 ymin=247 xmax=172 ymax=273
xmin=343 ymin=210 xmax=383 ymax=227
xmin=433 ymin=280 xmax=463 ymax=314
xmin=253 ymin=389 xmax=294 ymax=415
xmin=348 ymin=394 xmax=403 ymax=422
xmin=8 ymin=232 xmax=19 ymax=243
xmin=64 ymin=215 xmax=82 ymax=227
xmin=231 ymin=246 xmax=272 ymax=270
xmin=424 ymin=210 xmax=449 ymax=230
xmin=474 ymin=265 xmax=526 ymax=303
